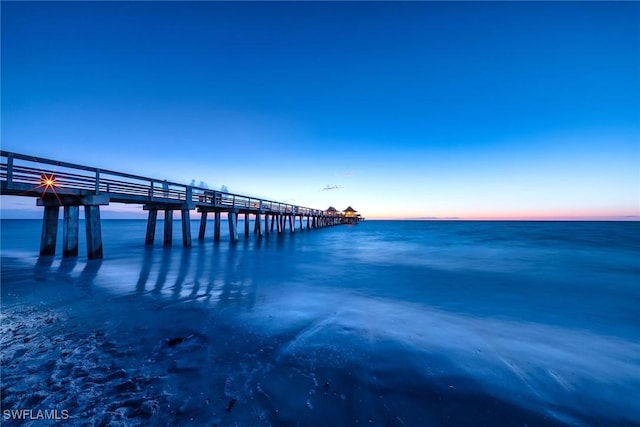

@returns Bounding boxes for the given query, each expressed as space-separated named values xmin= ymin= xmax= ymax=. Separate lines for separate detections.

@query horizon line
xmin=0 ymin=215 xmax=638 ymax=222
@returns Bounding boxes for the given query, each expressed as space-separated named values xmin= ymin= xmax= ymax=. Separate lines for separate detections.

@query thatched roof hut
xmin=326 ymin=206 xmax=338 ymax=216
xmin=343 ymin=206 xmax=357 ymax=216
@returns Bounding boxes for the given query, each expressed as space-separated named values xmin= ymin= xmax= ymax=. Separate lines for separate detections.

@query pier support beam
xmin=264 ymin=213 xmax=270 ymax=236
xmin=214 ymin=211 xmax=221 ymax=241
xmin=146 ymin=209 xmax=158 ymax=245
xmin=164 ymin=209 xmax=173 ymax=247
xmin=181 ymin=209 xmax=191 ymax=247
xmin=40 ymin=205 xmax=60 ymax=256
xmin=228 ymin=212 xmax=239 ymax=242
xmin=84 ymin=205 xmax=103 ymax=259
xmin=244 ymin=212 xmax=250 ymax=237
xmin=289 ymin=214 xmax=295 ymax=233
xmin=63 ymin=205 xmax=79 ymax=257
xmin=198 ymin=211 xmax=207 ymax=241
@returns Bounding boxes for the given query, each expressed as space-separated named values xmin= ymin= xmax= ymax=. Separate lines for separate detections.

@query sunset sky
xmin=2 ymin=1 xmax=638 ymax=220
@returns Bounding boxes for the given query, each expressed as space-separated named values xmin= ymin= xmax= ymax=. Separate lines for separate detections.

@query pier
xmin=0 ymin=151 xmax=363 ymax=259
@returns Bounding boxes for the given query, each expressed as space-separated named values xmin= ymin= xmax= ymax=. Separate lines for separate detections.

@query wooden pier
xmin=0 ymin=151 xmax=362 ymax=259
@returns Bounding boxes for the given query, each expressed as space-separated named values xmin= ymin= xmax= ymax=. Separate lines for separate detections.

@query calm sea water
xmin=1 ymin=219 xmax=639 ymax=426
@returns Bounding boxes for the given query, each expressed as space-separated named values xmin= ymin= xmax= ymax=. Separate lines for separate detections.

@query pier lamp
xmin=38 ymin=172 xmax=62 ymax=204
xmin=41 ymin=174 xmax=56 ymax=188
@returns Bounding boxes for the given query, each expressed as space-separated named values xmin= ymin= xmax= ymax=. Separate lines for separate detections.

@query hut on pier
xmin=326 ymin=206 xmax=338 ymax=217
xmin=342 ymin=206 xmax=361 ymax=224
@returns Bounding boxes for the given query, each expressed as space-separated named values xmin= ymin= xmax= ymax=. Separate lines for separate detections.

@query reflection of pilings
xmin=172 ymin=247 xmax=191 ymax=299
xmin=136 ymin=248 xmax=154 ymax=293
xmin=154 ymin=249 xmax=172 ymax=293
xmin=40 ymin=205 xmax=59 ymax=256
xmin=57 ymin=257 xmax=77 ymax=276
xmin=79 ymin=259 xmax=103 ymax=285
xmin=36 ymin=256 xmax=103 ymax=285
xmin=130 ymin=235 xmax=258 ymax=310
xmin=191 ymin=243 xmax=206 ymax=296
xmin=35 ymin=255 xmax=54 ymax=280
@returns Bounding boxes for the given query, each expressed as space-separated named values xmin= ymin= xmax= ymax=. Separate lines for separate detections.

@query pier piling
xmin=146 ymin=209 xmax=158 ymax=245
xmin=181 ymin=209 xmax=191 ymax=247
xmin=63 ymin=205 xmax=80 ymax=257
xmin=256 ymin=212 xmax=263 ymax=237
xmin=198 ymin=211 xmax=207 ymax=241
xmin=264 ymin=213 xmax=270 ymax=235
xmin=84 ymin=205 xmax=103 ymax=259
xmin=214 ymin=211 xmax=221 ymax=241
xmin=228 ymin=212 xmax=239 ymax=242
xmin=40 ymin=205 xmax=60 ymax=256
xmin=164 ymin=209 xmax=173 ymax=247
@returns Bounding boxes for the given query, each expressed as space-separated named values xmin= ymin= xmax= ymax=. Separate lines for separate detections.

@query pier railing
xmin=0 ymin=150 xmax=323 ymax=215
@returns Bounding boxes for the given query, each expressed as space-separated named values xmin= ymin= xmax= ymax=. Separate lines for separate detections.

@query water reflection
xmin=132 ymin=242 xmax=258 ymax=309
xmin=57 ymin=257 xmax=77 ymax=276
xmin=34 ymin=255 xmax=55 ymax=281
xmin=153 ymin=247 xmax=172 ymax=294
xmin=35 ymin=255 xmax=103 ymax=287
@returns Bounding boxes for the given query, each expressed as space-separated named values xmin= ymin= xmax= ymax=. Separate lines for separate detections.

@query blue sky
xmin=2 ymin=1 xmax=639 ymax=219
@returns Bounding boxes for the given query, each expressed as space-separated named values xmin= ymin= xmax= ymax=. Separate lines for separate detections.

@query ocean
xmin=1 ymin=219 xmax=639 ymax=426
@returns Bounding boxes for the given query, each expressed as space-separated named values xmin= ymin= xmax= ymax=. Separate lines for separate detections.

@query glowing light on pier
xmin=36 ymin=172 xmax=62 ymax=204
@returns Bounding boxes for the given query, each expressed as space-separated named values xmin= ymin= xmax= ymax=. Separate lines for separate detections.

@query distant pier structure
xmin=0 ymin=151 xmax=363 ymax=259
